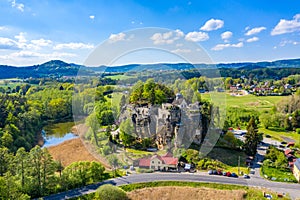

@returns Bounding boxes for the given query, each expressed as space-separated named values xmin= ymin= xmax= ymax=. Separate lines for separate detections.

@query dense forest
xmin=1 ymin=58 xmax=300 ymax=79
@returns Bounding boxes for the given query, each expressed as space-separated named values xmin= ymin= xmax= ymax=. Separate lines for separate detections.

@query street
xmin=43 ymin=172 xmax=300 ymax=200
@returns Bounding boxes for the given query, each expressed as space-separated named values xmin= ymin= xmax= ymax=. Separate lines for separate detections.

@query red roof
xmin=139 ymin=154 xmax=178 ymax=167
xmin=151 ymin=154 xmax=163 ymax=161
xmin=163 ymin=152 xmax=173 ymax=157
xmin=161 ymin=157 xmax=178 ymax=165
xmin=139 ymin=158 xmax=150 ymax=167
xmin=287 ymin=142 xmax=295 ymax=147
xmin=284 ymin=149 xmax=292 ymax=155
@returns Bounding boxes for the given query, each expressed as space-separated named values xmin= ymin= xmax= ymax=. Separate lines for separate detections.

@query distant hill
xmin=0 ymin=58 xmax=300 ymax=79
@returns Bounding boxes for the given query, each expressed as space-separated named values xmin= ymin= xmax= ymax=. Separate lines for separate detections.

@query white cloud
xmin=211 ymin=42 xmax=243 ymax=51
xmin=89 ymin=15 xmax=95 ymax=20
xmin=150 ymin=29 xmax=184 ymax=45
xmin=245 ymin=27 xmax=266 ymax=36
xmin=14 ymin=32 xmax=27 ymax=43
xmin=245 ymin=26 xmax=250 ymax=31
xmin=109 ymin=32 xmax=127 ymax=43
xmin=271 ymin=14 xmax=300 ymax=35
xmin=54 ymin=42 xmax=94 ymax=50
xmin=221 ymin=31 xmax=232 ymax=42
xmin=185 ymin=31 xmax=209 ymax=42
xmin=11 ymin=0 xmax=24 ymax=12
xmin=171 ymin=48 xmax=191 ymax=54
xmin=0 ymin=51 xmax=76 ymax=63
xmin=279 ymin=39 xmax=300 ymax=47
xmin=31 ymin=39 xmax=52 ymax=47
xmin=200 ymin=18 xmax=224 ymax=31
xmin=0 ymin=26 xmax=8 ymax=31
xmin=0 ymin=37 xmax=20 ymax=50
xmin=246 ymin=37 xmax=259 ymax=43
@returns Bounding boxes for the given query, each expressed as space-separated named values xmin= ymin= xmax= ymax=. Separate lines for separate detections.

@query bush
xmin=95 ymin=184 xmax=128 ymax=200
xmin=296 ymin=128 xmax=300 ymax=134
xmin=136 ymin=168 xmax=154 ymax=173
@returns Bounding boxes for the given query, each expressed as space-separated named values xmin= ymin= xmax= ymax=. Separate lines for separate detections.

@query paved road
xmin=43 ymin=172 xmax=300 ymax=200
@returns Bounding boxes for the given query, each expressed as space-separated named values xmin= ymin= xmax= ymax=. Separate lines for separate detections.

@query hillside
xmin=1 ymin=58 xmax=300 ymax=79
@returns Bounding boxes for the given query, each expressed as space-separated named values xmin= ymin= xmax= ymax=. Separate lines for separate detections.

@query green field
xmin=105 ymin=74 xmax=134 ymax=80
xmin=0 ymin=79 xmax=22 ymax=89
xmin=201 ymin=92 xmax=284 ymax=112
xmin=261 ymin=165 xmax=297 ymax=183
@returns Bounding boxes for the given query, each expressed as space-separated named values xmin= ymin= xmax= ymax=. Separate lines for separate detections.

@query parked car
xmin=217 ymin=170 xmax=222 ymax=175
xmin=231 ymin=173 xmax=238 ymax=178
xmin=222 ymin=172 xmax=227 ymax=176
xmin=212 ymin=170 xmax=218 ymax=175
xmin=226 ymin=172 xmax=231 ymax=177
xmin=208 ymin=170 xmax=213 ymax=175
xmin=243 ymin=174 xmax=250 ymax=179
xmin=265 ymin=134 xmax=271 ymax=138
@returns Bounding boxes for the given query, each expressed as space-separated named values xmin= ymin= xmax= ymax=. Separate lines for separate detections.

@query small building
xmin=287 ymin=142 xmax=295 ymax=148
xmin=284 ymin=149 xmax=293 ymax=156
xmin=293 ymin=158 xmax=300 ymax=182
xmin=138 ymin=152 xmax=178 ymax=171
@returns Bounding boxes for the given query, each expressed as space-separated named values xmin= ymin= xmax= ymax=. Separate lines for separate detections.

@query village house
xmin=139 ymin=152 xmax=178 ymax=171
xmin=293 ymin=158 xmax=300 ymax=182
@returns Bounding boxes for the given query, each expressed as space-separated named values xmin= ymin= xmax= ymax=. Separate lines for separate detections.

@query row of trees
xmin=260 ymin=95 xmax=300 ymax=131
xmin=0 ymin=94 xmax=42 ymax=152
xmin=0 ymin=146 xmax=106 ymax=199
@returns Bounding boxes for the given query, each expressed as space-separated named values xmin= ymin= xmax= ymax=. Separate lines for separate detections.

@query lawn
xmin=207 ymin=147 xmax=248 ymax=167
xmin=261 ymin=165 xmax=297 ymax=183
xmin=106 ymin=74 xmax=134 ymax=80
xmin=259 ymin=127 xmax=300 ymax=145
xmin=201 ymin=92 xmax=284 ymax=112
xmin=206 ymin=147 xmax=249 ymax=174
xmin=109 ymin=92 xmax=124 ymax=113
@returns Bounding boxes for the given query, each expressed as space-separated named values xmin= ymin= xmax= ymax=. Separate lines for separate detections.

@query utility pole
xmin=238 ymin=156 xmax=240 ymax=175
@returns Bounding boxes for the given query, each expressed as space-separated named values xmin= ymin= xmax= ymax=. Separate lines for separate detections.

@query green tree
xmin=182 ymin=149 xmax=200 ymax=164
xmin=95 ymin=184 xmax=128 ymax=200
xmin=291 ymin=110 xmax=300 ymax=130
xmin=260 ymin=113 xmax=272 ymax=129
xmin=107 ymin=155 xmax=120 ymax=177
xmin=244 ymin=117 xmax=262 ymax=156
xmin=15 ymin=147 xmax=28 ymax=191
xmin=86 ymin=112 xmax=100 ymax=146
xmin=119 ymin=95 xmax=126 ymax=111
xmin=223 ymin=131 xmax=241 ymax=149
xmin=119 ymin=119 xmax=135 ymax=147
xmin=0 ymin=147 xmax=11 ymax=176
xmin=28 ymin=146 xmax=56 ymax=197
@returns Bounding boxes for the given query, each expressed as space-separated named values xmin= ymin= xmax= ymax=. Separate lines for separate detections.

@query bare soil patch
xmin=127 ymin=186 xmax=246 ymax=200
xmin=47 ymin=138 xmax=105 ymax=167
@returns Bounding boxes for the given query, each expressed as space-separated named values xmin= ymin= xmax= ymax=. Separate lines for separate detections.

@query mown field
xmin=106 ymin=74 xmax=134 ymax=80
xmin=201 ymin=92 xmax=284 ymax=112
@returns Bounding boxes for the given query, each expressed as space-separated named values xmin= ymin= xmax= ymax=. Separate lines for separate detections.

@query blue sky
xmin=0 ymin=0 xmax=300 ymax=66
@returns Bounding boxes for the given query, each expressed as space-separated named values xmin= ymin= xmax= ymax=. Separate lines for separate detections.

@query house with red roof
xmin=293 ymin=158 xmax=300 ymax=182
xmin=138 ymin=152 xmax=178 ymax=171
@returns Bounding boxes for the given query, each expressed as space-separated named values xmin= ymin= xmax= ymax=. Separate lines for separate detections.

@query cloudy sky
xmin=0 ymin=0 xmax=300 ymax=66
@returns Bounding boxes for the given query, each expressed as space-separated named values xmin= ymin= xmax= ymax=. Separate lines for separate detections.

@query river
xmin=42 ymin=121 xmax=78 ymax=147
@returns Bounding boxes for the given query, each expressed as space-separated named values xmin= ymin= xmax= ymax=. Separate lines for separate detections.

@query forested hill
xmin=1 ymin=58 xmax=300 ymax=79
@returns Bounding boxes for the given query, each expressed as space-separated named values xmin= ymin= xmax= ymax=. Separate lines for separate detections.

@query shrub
xmin=296 ymin=128 xmax=300 ymax=134
xmin=95 ymin=184 xmax=128 ymax=200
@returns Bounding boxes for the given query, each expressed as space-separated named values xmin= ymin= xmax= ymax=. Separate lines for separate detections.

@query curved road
xmin=43 ymin=172 xmax=300 ymax=200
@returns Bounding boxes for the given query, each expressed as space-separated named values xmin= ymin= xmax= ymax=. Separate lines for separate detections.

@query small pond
xmin=42 ymin=121 xmax=78 ymax=147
